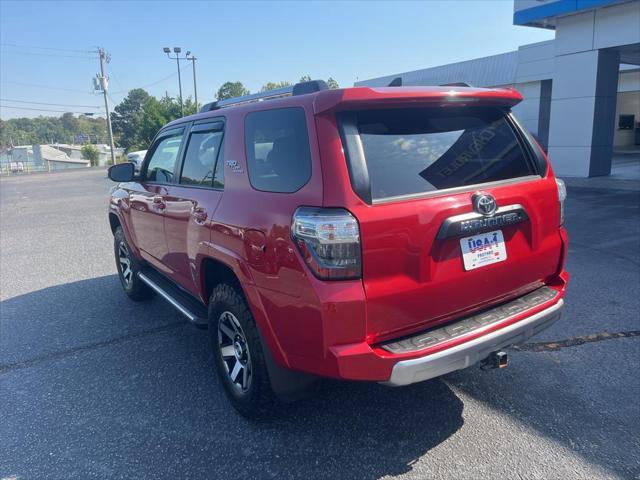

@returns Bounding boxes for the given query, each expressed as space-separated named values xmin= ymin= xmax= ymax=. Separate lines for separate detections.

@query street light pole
xmin=175 ymin=54 xmax=183 ymax=116
xmin=163 ymin=47 xmax=184 ymax=117
xmin=192 ymin=57 xmax=198 ymax=108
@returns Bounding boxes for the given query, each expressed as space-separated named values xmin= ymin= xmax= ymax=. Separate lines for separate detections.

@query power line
xmin=0 ymin=105 xmax=102 ymax=114
xmin=142 ymin=68 xmax=186 ymax=89
xmin=109 ymin=66 xmax=189 ymax=95
xmin=0 ymin=50 xmax=97 ymax=60
xmin=0 ymin=42 xmax=93 ymax=54
xmin=0 ymin=98 xmax=102 ymax=108
xmin=1 ymin=81 xmax=92 ymax=94
xmin=4 ymin=67 xmax=190 ymax=104
xmin=107 ymin=92 xmax=118 ymax=106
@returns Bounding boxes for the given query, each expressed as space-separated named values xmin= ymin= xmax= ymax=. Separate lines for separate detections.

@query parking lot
xmin=1 ymin=168 xmax=638 ymax=479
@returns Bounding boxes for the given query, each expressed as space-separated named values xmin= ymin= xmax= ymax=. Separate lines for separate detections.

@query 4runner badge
xmin=226 ymin=160 xmax=243 ymax=173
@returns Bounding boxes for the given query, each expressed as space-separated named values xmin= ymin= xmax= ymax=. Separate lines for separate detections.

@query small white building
xmin=356 ymin=0 xmax=640 ymax=177
xmin=33 ymin=145 xmax=90 ymax=170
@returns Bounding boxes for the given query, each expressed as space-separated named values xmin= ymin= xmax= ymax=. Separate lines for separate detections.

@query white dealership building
xmin=356 ymin=0 xmax=640 ymax=177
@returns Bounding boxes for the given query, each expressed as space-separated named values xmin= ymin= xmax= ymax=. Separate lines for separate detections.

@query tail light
xmin=555 ymin=178 xmax=567 ymax=225
xmin=291 ymin=207 xmax=361 ymax=280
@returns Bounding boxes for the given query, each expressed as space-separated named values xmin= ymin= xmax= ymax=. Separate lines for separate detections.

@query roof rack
xmin=200 ymin=79 xmax=328 ymax=113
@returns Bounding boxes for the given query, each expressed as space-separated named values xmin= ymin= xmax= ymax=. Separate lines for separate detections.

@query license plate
xmin=460 ymin=230 xmax=507 ymax=271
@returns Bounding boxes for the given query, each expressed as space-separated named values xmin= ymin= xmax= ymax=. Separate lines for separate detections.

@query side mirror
xmin=108 ymin=162 xmax=135 ymax=182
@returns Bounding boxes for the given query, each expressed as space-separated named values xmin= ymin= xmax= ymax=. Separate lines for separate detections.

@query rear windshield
xmin=346 ymin=107 xmax=536 ymax=201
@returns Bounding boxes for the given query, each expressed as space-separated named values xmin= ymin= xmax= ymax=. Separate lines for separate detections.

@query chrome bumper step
xmin=380 ymin=286 xmax=558 ymax=355
xmin=381 ymin=287 xmax=563 ymax=387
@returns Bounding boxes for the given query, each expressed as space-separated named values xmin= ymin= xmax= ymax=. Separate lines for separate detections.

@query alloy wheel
xmin=118 ymin=242 xmax=133 ymax=288
xmin=218 ymin=311 xmax=252 ymax=393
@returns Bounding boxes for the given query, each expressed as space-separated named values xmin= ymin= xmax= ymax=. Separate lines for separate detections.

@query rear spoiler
xmin=313 ymin=86 xmax=523 ymax=114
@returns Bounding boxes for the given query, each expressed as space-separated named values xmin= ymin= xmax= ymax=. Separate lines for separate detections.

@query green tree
xmin=81 ymin=144 xmax=100 ymax=166
xmin=60 ymin=112 xmax=79 ymax=135
xmin=111 ymin=88 xmax=152 ymax=151
xmin=77 ymin=115 xmax=106 ymax=144
xmin=0 ymin=114 xmax=107 ymax=149
xmin=138 ymin=96 xmax=173 ymax=147
xmin=111 ymin=89 xmax=198 ymax=151
xmin=299 ymin=75 xmax=338 ymax=88
xmin=181 ymin=96 xmax=199 ymax=116
xmin=326 ymin=77 xmax=339 ymax=89
xmin=260 ymin=81 xmax=291 ymax=92
xmin=216 ymin=81 xmax=249 ymax=100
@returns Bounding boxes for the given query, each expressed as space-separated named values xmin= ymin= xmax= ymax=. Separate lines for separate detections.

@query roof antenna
xmin=388 ymin=77 xmax=402 ymax=87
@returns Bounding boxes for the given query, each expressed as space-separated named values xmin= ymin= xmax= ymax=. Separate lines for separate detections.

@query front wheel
xmin=208 ymin=284 xmax=277 ymax=419
xmin=113 ymin=227 xmax=153 ymax=301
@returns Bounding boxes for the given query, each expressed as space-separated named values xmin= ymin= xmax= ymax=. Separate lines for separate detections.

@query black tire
xmin=208 ymin=284 xmax=277 ymax=419
xmin=113 ymin=226 xmax=154 ymax=301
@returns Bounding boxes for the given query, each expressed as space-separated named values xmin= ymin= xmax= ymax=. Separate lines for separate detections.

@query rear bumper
xmin=315 ymin=280 xmax=567 ymax=383
xmin=381 ymin=299 xmax=563 ymax=386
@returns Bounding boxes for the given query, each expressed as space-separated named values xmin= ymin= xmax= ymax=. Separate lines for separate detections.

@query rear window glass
xmin=244 ymin=108 xmax=312 ymax=193
xmin=351 ymin=107 xmax=536 ymax=201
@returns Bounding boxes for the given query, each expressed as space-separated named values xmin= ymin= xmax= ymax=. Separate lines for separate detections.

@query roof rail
xmin=388 ymin=77 xmax=403 ymax=87
xmin=439 ymin=82 xmax=473 ymax=87
xmin=199 ymin=79 xmax=328 ymax=113
xmin=216 ymin=85 xmax=293 ymax=109
xmin=199 ymin=102 xmax=217 ymax=113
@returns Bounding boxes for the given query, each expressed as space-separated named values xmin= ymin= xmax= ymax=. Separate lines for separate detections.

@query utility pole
xmin=186 ymin=52 xmax=198 ymax=108
xmin=97 ymin=47 xmax=116 ymax=166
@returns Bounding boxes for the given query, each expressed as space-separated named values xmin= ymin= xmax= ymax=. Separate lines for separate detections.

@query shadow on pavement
xmin=444 ymin=343 xmax=640 ymax=479
xmin=443 ymin=182 xmax=640 ymax=479
xmin=1 ymin=276 xmax=464 ymax=479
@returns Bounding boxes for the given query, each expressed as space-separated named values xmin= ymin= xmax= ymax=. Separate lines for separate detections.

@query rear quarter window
xmin=342 ymin=107 xmax=537 ymax=201
xmin=244 ymin=107 xmax=312 ymax=193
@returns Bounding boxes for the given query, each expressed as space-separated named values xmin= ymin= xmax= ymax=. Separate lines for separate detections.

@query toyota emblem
xmin=472 ymin=193 xmax=497 ymax=216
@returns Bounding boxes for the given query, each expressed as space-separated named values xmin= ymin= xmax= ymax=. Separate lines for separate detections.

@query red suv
xmin=108 ymin=80 xmax=569 ymax=418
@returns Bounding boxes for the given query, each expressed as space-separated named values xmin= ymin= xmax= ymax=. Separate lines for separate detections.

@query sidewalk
xmin=562 ymin=152 xmax=640 ymax=191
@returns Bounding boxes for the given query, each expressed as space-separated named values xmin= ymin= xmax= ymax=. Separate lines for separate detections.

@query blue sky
xmin=0 ymin=1 xmax=554 ymax=119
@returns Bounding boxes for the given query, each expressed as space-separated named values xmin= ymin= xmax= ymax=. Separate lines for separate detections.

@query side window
xmin=145 ymin=130 xmax=183 ymax=183
xmin=180 ymin=130 xmax=223 ymax=187
xmin=244 ymin=107 xmax=312 ymax=193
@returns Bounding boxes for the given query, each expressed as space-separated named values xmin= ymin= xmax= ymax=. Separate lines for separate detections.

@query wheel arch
xmin=201 ymin=257 xmax=243 ymax=305
xmin=108 ymin=212 xmax=121 ymax=233
xmin=199 ymin=255 xmax=292 ymax=370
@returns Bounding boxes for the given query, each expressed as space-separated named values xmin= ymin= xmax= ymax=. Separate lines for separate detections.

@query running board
xmin=138 ymin=269 xmax=208 ymax=327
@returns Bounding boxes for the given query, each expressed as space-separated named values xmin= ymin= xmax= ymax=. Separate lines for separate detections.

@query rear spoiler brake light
xmin=313 ymin=87 xmax=523 ymax=114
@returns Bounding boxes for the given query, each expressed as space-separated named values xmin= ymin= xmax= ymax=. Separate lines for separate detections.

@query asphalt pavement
xmin=1 ymin=168 xmax=638 ymax=479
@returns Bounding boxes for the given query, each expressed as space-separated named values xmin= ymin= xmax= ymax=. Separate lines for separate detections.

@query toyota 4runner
xmin=107 ymin=80 xmax=569 ymax=418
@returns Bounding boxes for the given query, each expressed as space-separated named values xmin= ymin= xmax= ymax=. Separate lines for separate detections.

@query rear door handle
xmin=192 ymin=206 xmax=208 ymax=224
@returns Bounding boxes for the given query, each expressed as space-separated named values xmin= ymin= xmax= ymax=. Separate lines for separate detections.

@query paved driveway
xmin=1 ymin=169 xmax=638 ymax=479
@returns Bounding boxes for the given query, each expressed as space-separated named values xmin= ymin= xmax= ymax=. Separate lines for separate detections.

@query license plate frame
xmin=459 ymin=230 xmax=507 ymax=271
